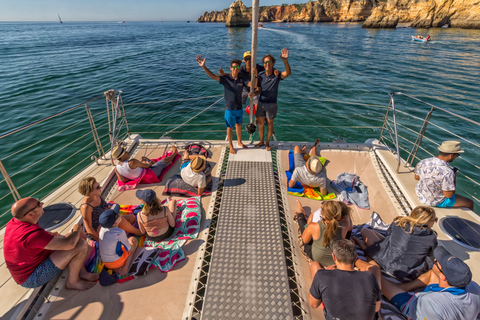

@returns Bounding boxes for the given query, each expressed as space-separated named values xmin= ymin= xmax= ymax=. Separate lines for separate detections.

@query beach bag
xmin=128 ymin=247 xmax=160 ymax=277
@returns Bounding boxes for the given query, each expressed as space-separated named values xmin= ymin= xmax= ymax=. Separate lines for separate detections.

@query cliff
xmin=225 ymin=0 xmax=250 ymax=27
xmin=197 ymin=0 xmax=480 ymax=28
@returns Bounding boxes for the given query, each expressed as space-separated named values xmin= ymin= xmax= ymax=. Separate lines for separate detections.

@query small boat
xmin=119 ymin=21 xmax=125 ymax=23
xmin=58 ymin=14 xmax=63 ymax=24
xmin=412 ymin=35 xmax=431 ymax=42
xmin=258 ymin=22 xmax=264 ymax=28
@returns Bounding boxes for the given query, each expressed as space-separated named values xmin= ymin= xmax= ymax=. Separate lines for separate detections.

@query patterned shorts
xmin=21 ymin=257 xmax=62 ymax=288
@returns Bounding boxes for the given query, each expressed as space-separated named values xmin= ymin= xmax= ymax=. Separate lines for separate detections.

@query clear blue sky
xmin=0 ymin=0 xmax=289 ymax=22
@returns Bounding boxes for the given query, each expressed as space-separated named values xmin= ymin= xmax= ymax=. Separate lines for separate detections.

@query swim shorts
xmin=390 ymin=292 xmax=415 ymax=313
xmin=224 ymin=109 xmax=243 ymax=128
xmin=436 ymin=194 xmax=456 ymax=208
xmin=256 ymin=102 xmax=278 ymax=119
xmin=21 ymin=256 xmax=63 ymax=288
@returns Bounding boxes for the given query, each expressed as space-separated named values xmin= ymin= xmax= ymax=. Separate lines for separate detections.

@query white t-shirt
xmin=99 ymin=227 xmax=131 ymax=263
xmin=116 ymin=161 xmax=143 ymax=180
xmin=181 ymin=163 xmax=206 ymax=188
xmin=291 ymin=166 xmax=326 ymax=188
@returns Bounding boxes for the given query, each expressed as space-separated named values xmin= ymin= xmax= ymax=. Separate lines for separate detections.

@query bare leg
xmin=50 ymin=239 xmax=96 ymax=290
xmin=309 ymin=138 xmax=320 ymax=156
xmin=119 ymin=216 xmax=143 ymax=236
xmin=227 ymin=127 xmax=235 ymax=154
xmin=398 ymin=270 xmax=437 ymax=292
xmin=116 ymin=237 xmax=138 ymax=276
xmin=255 ymin=116 xmax=266 ymax=148
xmin=381 ymin=276 xmax=407 ymax=301
xmin=453 ymin=194 xmax=474 ymax=211
xmin=360 ymin=228 xmax=385 ymax=247
xmin=236 ymin=123 xmax=247 ymax=149
xmin=161 ymin=146 xmax=178 ymax=165
xmin=265 ymin=119 xmax=274 ymax=151
xmin=310 ymin=261 xmax=323 ymax=280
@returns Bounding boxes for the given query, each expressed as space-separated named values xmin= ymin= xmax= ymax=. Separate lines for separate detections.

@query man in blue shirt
xmin=254 ymin=48 xmax=291 ymax=151
xmin=381 ymin=246 xmax=480 ymax=319
xmin=196 ymin=55 xmax=256 ymax=154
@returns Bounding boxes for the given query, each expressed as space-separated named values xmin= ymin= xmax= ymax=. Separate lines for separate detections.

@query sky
xmin=0 ymin=0 xmax=290 ymax=22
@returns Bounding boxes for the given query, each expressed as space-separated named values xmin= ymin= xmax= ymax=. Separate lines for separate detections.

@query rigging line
xmin=281 ymin=94 xmax=388 ymax=109
xmin=124 ymin=95 xmax=224 ymax=106
xmin=294 ymin=108 xmax=344 ymax=140
xmin=160 ymin=97 xmax=224 ymax=138
xmin=128 ymin=122 xmax=225 ymax=127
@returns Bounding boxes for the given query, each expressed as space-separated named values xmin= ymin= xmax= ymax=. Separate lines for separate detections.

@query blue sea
xmin=1 ymin=21 xmax=479 ymax=226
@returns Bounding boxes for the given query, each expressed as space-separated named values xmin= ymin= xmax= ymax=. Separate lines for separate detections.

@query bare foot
xmin=171 ymin=145 xmax=178 ymax=155
xmin=300 ymin=145 xmax=307 ymax=153
xmin=66 ymin=279 xmax=97 ymax=291
xmin=238 ymin=143 xmax=248 ymax=149
xmin=80 ymin=271 xmax=99 ymax=282
xmin=313 ymin=138 xmax=320 ymax=149
xmin=296 ymin=200 xmax=305 ymax=214
xmin=266 ymin=144 xmax=272 ymax=151
xmin=254 ymin=142 xmax=265 ymax=149
xmin=229 ymin=147 xmax=236 ymax=154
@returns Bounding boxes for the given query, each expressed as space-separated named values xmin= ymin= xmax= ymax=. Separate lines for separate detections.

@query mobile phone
xmin=452 ymin=166 xmax=459 ymax=173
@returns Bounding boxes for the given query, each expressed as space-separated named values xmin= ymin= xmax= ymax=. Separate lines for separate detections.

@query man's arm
xmin=196 ymin=55 xmax=220 ymax=81
xmin=308 ymin=293 xmax=322 ymax=309
xmin=114 ymin=167 xmax=129 ymax=183
xmin=279 ymin=48 xmax=291 ymax=79
xmin=129 ymin=158 xmax=153 ymax=169
xmin=44 ymin=224 xmax=82 ymax=250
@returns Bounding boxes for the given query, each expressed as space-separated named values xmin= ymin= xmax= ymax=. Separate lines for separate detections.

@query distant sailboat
xmin=58 ymin=14 xmax=63 ymax=24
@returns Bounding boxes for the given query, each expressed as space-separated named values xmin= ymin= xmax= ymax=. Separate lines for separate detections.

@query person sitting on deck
xmin=136 ymin=189 xmax=176 ymax=243
xmin=288 ymin=139 xmax=327 ymax=196
xmin=381 ymin=246 xmax=480 ymax=319
xmin=353 ymin=206 xmax=438 ymax=282
xmin=113 ymin=145 xmax=178 ymax=183
xmin=196 ymin=55 xmax=257 ymax=154
xmin=295 ymin=201 xmax=343 ymax=267
xmin=309 ymin=239 xmax=382 ymax=320
xmin=3 ymin=197 xmax=98 ymax=290
xmin=180 ymin=153 xmax=211 ymax=196
xmin=79 ymin=177 xmax=142 ymax=241
xmin=415 ymin=140 xmax=474 ymax=210
xmin=98 ymin=207 xmax=138 ymax=276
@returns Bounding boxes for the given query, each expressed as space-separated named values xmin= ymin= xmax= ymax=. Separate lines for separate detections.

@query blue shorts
xmin=390 ymin=292 xmax=415 ymax=313
xmin=21 ymin=256 xmax=63 ymax=288
xmin=436 ymin=194 xmax=456 ymax=208
xmin=224 ymin=109 xmax=243 ymax=128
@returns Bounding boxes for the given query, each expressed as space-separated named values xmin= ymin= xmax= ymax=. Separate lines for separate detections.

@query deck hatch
xmin=440 ymin=217 xmax=480 ymax=251
xmin=201 ymin=161 xmax=294 ymax=319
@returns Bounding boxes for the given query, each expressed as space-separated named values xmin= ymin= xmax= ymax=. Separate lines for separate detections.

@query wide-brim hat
xmin=112 ymin=146 xmax=126 ymax=159
xmin=438 ymin=141 xmax=464 ymax=154
xmin=191 ymin=156 xmax=206 ymax=173
xmin=307 ymin=156 xmax=323 ymax=175
xmin=136 ymin=189 xmax=156 ymax=203
xmin=434 ymin=246 xmax=472 ymax=287
xmin=99 ymin=205 xmax=120 ymax=228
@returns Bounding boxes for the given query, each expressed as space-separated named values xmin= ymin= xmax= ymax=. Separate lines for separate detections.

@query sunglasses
xmin=244 ymin=57 xmax=251 ymax=61
xmin=23 ymin=200 xmax=41 ymax=217
xmin=263 ymin=61 xmax=273 ymax=64
xmin=434 ymin=260 xmax=444 ymax=274
xmin=231 ymin=66 xmax=241 ymax=69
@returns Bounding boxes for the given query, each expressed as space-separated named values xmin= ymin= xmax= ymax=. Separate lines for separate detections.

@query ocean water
xmin=1 ymin=21 xmax=479 ymax=226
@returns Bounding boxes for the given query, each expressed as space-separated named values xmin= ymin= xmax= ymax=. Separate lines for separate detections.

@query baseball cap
xmin=99 ymin=205 xmax=120 ymax=228
xmin=136 ymin=189 xmax=156 ymax=203
xmin=434 ymin=246 xmax=472 ymax=287
xmin=243 ymin=51 xmax=251 ymax=60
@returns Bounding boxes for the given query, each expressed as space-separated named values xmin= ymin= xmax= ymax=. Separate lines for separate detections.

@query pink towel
xmin=117 ymin=153 xmax=181 ymax=191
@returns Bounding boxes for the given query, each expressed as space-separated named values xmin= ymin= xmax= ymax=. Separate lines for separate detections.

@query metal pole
xmin=249 ymin=0 xmax=259 ymax=141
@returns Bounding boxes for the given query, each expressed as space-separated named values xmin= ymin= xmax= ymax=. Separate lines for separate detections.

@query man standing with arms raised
xmin=254 ymin=48 xmax=291 ymax=151
xmin=196 ymin=55 xmax=256 ymax=154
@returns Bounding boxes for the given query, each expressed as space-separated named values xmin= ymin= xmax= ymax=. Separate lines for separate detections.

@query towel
xmin=163 ymin=174 xmax=212 ymax=197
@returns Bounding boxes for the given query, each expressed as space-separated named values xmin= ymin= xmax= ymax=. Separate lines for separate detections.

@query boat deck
xmin=1 ymin=138 xmax=478 ymax=320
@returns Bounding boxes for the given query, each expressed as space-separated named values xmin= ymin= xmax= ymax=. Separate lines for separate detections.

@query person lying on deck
xmin=4 ymin=197 xmax=99 ymax=290
xmin=414 ymin=140 xmax=474 ymax=210
xmin=288 ymin=139 xmax=327 ymax=196
xmin=309 ymin=239 xmax=381 ymax=320
xmin=180 ymin=153 xmax=212 ymax=196
xmin=98 ymin=207 xmax=138 ymax=276
xmin=136 ymin=189 xmax=176 ymax=243
xmin=353 ymin=206 xmax=437 ymax=282
xmin=381 ymin=246 xmax=480 ymax=319
xmin=113 ymin=145 xmax=178 ymax=183
xmin=295 ymin=201 xmax=343 ymax=268
xmin=79 ymin=177 xmax=142 ymax=241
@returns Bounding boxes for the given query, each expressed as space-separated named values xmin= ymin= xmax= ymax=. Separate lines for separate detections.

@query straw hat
xmin=191 ymin=156 xmax=206 ymax=173
xmin=112 ymin=146 xmax=126 ymax=159
xmin=438 ymin=141 xmax=464 ymax=154
xmin=307 ymin=156 xmax=323 ymax=175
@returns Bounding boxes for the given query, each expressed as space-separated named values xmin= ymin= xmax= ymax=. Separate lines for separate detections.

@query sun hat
xmin=136 ymin=189 xmax=156 ymax=203
xmin=99 ymin=205 xmax=120 ymax=228
xmin=191 ymin=156 xmax=206 ymax=173
xmin=434 ymin=246 xmax=472 ymax=287
xmin=306 ymin=156 xmax=323 ymax=175
xmin=112 ymin=146 xmax=126 ymax=159
xmin=243 ymin=51 xmax=252 ymax=60
xmin=438 ymin=141 xmax=464 ymax=154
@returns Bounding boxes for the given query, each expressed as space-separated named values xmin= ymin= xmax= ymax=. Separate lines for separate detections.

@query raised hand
xmin=280 ymin=48 xmax=289 ymax=61
xmin=219 ymin=67 xmax=225 ymax=75
xmin=196 ymin=54 xmax=206 ymax=67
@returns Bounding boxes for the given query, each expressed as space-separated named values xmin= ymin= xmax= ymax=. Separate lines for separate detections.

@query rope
xmin=160 ymin=97 xmax=224 ymax=138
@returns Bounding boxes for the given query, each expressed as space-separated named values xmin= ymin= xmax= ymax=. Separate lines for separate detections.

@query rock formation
xmin=225 ymin=0 xmax=250 ymax=27
xmin=197 ymin=0 xmax=480 ymax=29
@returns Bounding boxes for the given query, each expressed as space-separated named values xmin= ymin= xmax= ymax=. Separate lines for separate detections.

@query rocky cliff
xmin=197 ymin=0 xmax=480 ymax=28
xmin=225 ymin=0 xmax=250 ymax=27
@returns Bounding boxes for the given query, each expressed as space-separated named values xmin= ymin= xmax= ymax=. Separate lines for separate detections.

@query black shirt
xmin=239 ymin=63 xmax=264 ymax=89
xmin=219 ymin=75 xmax=245 ymax=110
xmin=258 ymin=71 xmax=283 ymax=103
xmin=310 ymin=269 xmax=381 ymax=320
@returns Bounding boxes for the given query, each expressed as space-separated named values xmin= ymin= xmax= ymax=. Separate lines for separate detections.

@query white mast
xmin=249 ymin=0 xmax=259 ymax=128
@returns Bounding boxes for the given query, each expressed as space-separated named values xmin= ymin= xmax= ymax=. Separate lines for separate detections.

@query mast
xmin=58 ymin=14 xmax=63 ymax=24
xmin=249 ymin=0 xmax=259 ymax=129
